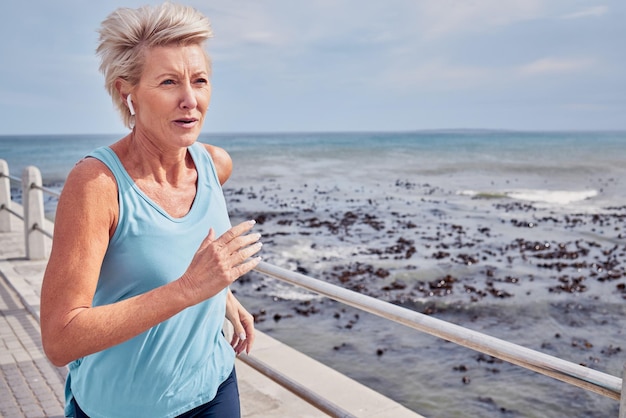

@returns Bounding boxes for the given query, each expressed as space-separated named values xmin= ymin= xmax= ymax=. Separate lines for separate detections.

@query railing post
xmin=22 ymin=166 xmax=47 ymax=260
xmin=0 ymin=159 xmax=13 ymax=232
xmin=619 ymin=364 xmax=626 ymax=418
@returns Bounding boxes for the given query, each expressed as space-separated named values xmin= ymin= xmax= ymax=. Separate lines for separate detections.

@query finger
xmin=218 ymin=220 xmax=256 ymax=245
xmin=224 ymin=233 xmax=262 ymax=259
xmin=230 ymin=330 xmax=247 ymax=355
xmin=196 ymin=227 xmax=215 ymax=249
xmin=240 ymin=340 xmax=250 ymax=356
xmin=235 ymin=339 xmax=248 ymax=356
xmin=230 ymin=331 xmax=240 ymax=348
xmin=233 ymin=241 xmax=263 ymax=266
xmin=244 ymin=327 xmax=255 ymax=354
xmin=230 ymin=321 xmax=246 ymax=345
xmin=230 ymin=256 xmax=262 ymax=279
xmin=232 ymin=337 xmax=247 ymax=355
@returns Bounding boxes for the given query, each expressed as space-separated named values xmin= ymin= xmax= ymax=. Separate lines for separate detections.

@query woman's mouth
xmin=174 ymin=118 xmax=198 ymax=127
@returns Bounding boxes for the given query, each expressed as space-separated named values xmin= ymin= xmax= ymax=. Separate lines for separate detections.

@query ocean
xmin=2 ymin=130 xmax=626 ymax=417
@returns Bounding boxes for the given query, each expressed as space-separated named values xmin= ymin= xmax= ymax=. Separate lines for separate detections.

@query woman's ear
xmin=114 ymin=78 xmax=126 ymax=96
xmin=115 ymin=78 xmax=135 ymax=115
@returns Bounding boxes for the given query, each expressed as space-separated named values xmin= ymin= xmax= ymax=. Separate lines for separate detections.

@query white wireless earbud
xmin=127 ymin=94 xmax=136 ymax=116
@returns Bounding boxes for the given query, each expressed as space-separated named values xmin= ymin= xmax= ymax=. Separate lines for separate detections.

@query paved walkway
xmin=0 ymin=273 xmax=65 ymax=418
xmin=0 ymin=208 xmax=424 ymax=417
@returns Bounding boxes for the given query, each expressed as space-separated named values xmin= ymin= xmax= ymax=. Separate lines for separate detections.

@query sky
xmin=1 ymin=0 xmax=624 ymax=135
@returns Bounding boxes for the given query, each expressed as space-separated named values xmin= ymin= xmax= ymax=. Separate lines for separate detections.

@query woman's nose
xmin=179 ymin=83 xmax=198 ymax=110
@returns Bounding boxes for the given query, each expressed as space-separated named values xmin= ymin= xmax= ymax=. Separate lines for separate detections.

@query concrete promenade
xmin=0 ymin=213 xmax=424 ymax=417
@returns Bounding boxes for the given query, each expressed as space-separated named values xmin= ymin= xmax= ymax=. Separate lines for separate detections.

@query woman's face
xmin=132 ymin=44 xmax=211 ymax=150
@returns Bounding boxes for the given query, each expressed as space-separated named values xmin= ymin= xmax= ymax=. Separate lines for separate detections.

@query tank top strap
xmin=86 ymin=146 xmax=134 ymax=188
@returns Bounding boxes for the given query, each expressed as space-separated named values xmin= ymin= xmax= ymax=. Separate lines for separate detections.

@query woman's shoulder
xmin=53 ymin=155 xmax=119 ymax=239
xmin=200 ymin=143 xmax=232 ymax=185
xmin=67 ymin=155 xmax=116 ymax=188
xmin=61 ymin=156 xmax=118 ymax=207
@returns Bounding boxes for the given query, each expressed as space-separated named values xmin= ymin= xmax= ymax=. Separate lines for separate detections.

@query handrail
xmin=239 ymin=354 xmax=357 ymax=418
xmin=0 ymin=162 xmax=18 ymax=233
xmin=0 ymin=162 xmax=54 ymax=259
xmin=1 ymin=168 xmax=61 ymax=198
xmin=0 ymin=203 xmax=23 ymax=220
xmin=33 ymin=222 xmax=53 ymax=239
xmin=31 ymin=182 xmax=61 ymax=198
xmin=254 ymin=262 xmax=623 ymax=401
xmin=0 ymin=171 xmax=21 ymax=183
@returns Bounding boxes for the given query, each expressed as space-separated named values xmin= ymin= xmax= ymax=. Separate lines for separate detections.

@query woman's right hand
xmin=179 ymin=220 xmax=262 ymax=304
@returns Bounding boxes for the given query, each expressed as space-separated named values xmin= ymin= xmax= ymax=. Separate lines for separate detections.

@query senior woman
xmin=40 ymin=3 xmax=261 ymax=418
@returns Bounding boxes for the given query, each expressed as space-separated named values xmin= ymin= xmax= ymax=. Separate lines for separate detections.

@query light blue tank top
xmin=65 ymin=142 xmax=235 ymax=418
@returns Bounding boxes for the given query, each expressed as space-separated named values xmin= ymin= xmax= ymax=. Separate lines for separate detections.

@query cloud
xmin=206 ymin=2 xmax=392 ymax=49
xmin=379 ymin=54 xmax=600 ymax=94
xmin=413 ymin=0 xmax=545 ymax=39
xmin=379 ymin=58 xmax=496 ymax=92
xmin=1 ymin=0 xmax=624 ymax=134
xmin=518 ymin=57 xmax=595 ymax=76
xmin=560 ymin=6 xmax=608 ymax=20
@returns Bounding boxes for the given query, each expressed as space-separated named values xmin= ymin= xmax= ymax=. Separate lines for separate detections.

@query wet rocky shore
xmin=226 ymin=178 xmax=626 ymax=417
xmin=227 ymin=178 xmax=626 ymax=304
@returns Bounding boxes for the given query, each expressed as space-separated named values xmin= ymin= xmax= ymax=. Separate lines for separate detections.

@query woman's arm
xmin=40 ymin=158 xmax=261 ymax=366
xmin=225 ymin=289 xmax=255 ymax=355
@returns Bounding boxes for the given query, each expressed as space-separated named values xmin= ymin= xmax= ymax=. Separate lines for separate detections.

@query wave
xmin=458 ymin=188 xmax=598 ymax=205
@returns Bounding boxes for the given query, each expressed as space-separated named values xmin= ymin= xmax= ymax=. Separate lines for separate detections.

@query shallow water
xmin=230 ymin=205 xmax=625 ymax=416
xmin=221 ymin=131 xmax=626 ymax=416
xmin=2 ymin=131 xmax=626 ymax=416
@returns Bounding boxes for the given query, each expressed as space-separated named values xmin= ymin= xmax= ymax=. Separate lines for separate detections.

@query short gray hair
xmin=97 ymin=3 xmax=213 ymax=128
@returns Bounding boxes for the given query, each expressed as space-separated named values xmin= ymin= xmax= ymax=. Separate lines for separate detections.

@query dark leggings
xmin=72 ymin=367 xmax=241 ymax=418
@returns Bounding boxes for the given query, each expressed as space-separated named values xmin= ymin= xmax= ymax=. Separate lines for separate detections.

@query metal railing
xmin=256 ymin=262 xmax=624 ymax=400
xmin=0 ymin=166 xmax=21 ymax=219
xmin=1 ymin=158 xmax=625 ymax=417
xmin=239 ymin=354 xmax=356 ymax=418
xmin=0 ymin=160 xmax=57 ymax=258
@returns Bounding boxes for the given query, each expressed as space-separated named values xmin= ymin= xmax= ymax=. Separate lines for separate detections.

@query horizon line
xmin=2 ymin=127 xmax=626 ymax=138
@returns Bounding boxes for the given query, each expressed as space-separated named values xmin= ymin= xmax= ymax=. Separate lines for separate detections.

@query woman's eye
xmin=161 ymin=79 xmax=175 ymax=85
xmin=195 ymin=78 xmax=208 ymax=85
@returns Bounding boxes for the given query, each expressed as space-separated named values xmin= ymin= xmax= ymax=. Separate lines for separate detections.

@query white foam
xmin=506 ymin=189 xmax=598 ymax=204
xmin=458 ymin=189 xmax=598 ymax=204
